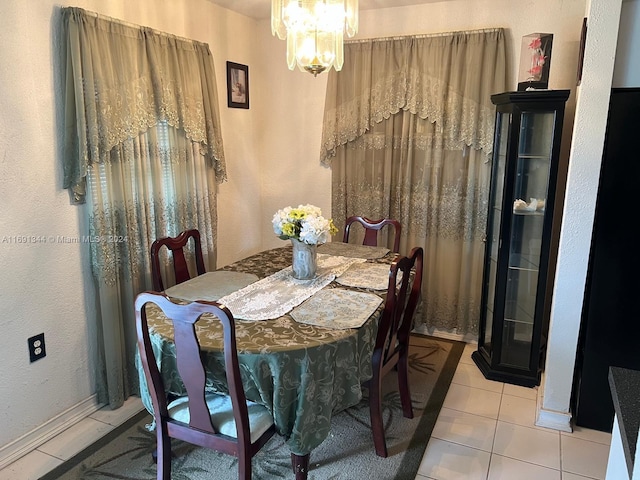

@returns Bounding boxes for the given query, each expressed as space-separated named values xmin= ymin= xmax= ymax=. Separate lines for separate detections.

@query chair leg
xmin=368 ymin=376 xmax=388 ymax=458
xmin=156 ymin=429 xmax=171 ymax=480
xmin=291 ymin=453 xmax=310 ymax=480
xmin=397 ymin=353 xmax=414 ymax=419
xmin=238 ymin=450 xmax=251 ymax=480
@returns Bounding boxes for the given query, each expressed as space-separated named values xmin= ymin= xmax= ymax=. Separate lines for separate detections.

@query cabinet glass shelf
xmin=508 ymin=253 xmax=539 ymax=271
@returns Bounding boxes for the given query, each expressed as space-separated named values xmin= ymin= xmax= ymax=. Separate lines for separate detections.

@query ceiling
xmin=208 ymin=0 xmax=443 ymax=20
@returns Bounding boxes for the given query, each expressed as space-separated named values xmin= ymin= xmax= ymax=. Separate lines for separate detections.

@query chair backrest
xmin=135 ymin=291 xmax=253 ymax=447
xmin=342 ymin=216 xmax=402 ymax=253
xmin=373 ymin=247 xmax=424 ymax=376
xmin=151 ymin=229 xmax=206 ymax=291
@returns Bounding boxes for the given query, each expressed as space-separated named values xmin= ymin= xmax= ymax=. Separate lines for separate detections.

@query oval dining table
xmin=136 ymin=242 xmax=397 ymax=479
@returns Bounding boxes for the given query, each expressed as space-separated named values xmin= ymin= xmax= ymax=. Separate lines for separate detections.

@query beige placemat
xmin=291 ymin=288 xmax=383 ymax=329
xmin=164 ymin=271 xmax=259 ymax=302
xmin=318 ymin=242 xmax=390 ymax=259
xmin=335 ymin=262 xmax=393 ymax=291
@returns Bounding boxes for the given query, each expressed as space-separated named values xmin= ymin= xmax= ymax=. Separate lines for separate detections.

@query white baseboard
xmin=535 ymin=379 xmax=573 ymax=432
xmin=536 ymin=407 xmax=573 ymax=432
xmin=0 ymin=395 xmax=103 ymax=470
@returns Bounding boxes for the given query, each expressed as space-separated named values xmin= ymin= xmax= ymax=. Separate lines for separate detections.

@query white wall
xmin=252 ymin=26 xmax=332 ymax=254
xmin=0 ymin=0 xmax=96 ymax=455
xmin=2 ymin=0 xmax=634 ymax=463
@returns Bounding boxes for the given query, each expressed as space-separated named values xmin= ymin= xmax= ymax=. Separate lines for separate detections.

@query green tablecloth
xmin=137 ymin=245 xmax=395 ymax=456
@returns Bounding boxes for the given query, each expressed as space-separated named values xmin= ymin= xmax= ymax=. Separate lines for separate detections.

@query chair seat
xmin=168 ymin=394 xmax=274 ymax=442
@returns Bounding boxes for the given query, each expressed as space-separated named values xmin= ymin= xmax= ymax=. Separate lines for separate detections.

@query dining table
xmin=136 ymin=242 xmax=398 ymax=479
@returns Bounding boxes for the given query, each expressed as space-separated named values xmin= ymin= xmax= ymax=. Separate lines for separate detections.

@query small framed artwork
xmin=517 ymin=33 xmax=554 ymax=91
xmin=227 ymin=61 xmax=249 ymax=109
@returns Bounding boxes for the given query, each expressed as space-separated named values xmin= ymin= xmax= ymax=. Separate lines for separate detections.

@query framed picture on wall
xmin=577 ymin=18 xmax=587 ymax=86
xmin=227 ymin=61 xmax=249 ymax=109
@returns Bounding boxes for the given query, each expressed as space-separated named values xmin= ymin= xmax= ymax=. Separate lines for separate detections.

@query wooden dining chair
xmin=342 ymin=216 xmax=402 ymax=253
xmin=135 ymin=292 xmax=276 ymax=480
xmin=366 ymin=246 xmax=424 ymax=457
xmin=151 ymin=229 xmax=206 ymax=291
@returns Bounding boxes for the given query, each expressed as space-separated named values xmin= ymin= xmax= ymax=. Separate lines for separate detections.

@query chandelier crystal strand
xmin=345 ymin=0 xmax=358 ymax=36
xmin=335 ymin=29 xmax=344 ymax=70
xmin=271 ymin=0 xmax=286 ymax=39
xmin=271 ymin=0 xmax=358 ymax=76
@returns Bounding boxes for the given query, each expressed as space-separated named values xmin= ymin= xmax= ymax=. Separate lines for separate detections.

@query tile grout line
xmin=483 ymin=389 xmax=506 ymax=479
xmin=490 ymin=452 xmax=563 ymax=475
xmin=559 ymin=423 xmax=564 ymax=476
xmin=33 ymin=448 xmax=65 ymax=462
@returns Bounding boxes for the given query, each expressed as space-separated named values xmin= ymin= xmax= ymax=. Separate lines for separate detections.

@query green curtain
xmin=61 ymin=7 xmax=225 ymax=407
xmin=322 ymin=29 xmax=506 ymax=337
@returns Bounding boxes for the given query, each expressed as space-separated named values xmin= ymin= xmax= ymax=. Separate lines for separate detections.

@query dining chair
xmin=135 ymin=291 xmax=276 ymax=480
xmin=151 ymin=229 xmax=206 ymax=291
xmin=366 ymin=246 xmax=424 ymax=457
xmin=342 ymin=216 xmax=402 ymax=253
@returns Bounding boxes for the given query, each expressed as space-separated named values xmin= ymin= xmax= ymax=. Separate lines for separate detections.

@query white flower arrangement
xmin=272 ymin=204 xmax=338 ymax=245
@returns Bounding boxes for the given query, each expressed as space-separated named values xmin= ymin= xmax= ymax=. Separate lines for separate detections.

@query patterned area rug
xmin=48 ymin=334 xmax=463 ymax=480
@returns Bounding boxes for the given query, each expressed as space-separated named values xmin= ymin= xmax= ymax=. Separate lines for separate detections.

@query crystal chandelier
xmin=271 ymin=0 xmax=358 ymax=76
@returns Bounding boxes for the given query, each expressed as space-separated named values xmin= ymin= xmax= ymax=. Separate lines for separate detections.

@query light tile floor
xmin=0 ymin=344 xmax=613 ymax=480
xmin=0 ymin=396 xmax=144 ymax=480
xmin=416 ymin=343 xmax=613 ymax=480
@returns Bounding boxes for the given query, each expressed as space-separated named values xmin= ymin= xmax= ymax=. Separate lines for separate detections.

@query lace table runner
xmin=217 ymin=255 xmax=365 ymax=321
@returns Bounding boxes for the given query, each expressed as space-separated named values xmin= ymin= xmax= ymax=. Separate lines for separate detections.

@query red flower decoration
xmin=529 ymin=37 xmax=542 ymax=50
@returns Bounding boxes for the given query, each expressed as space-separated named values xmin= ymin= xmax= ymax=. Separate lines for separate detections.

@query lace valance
xmin=61 ymin=7 xmax=227 ymax=203
xmin=320 ymin=28 xmax=506 ymax=165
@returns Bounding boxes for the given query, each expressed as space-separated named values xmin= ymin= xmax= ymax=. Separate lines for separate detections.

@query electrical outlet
xmin=28 ymin=333 xmax=46 ymax=362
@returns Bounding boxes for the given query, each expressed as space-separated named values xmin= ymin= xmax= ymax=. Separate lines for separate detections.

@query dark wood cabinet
xmin=472 ymin=90 xmax=570 ymax=387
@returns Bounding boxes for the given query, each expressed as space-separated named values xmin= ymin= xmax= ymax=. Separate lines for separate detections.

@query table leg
xmin=291 ymin=453 xmax=309 ymax=480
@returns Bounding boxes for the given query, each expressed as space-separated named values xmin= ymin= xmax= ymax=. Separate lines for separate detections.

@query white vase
xmin=291 ymin=238 xmax=317 ymax=280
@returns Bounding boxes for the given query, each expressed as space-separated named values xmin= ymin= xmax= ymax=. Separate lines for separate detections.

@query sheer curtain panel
xmin=322 ymin=29 xmax=506 ymax=337
xmin=61 ymin=7 xmax=226 ymax=407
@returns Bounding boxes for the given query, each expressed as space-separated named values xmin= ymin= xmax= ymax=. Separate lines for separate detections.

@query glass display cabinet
xmin=472 ymin=90 xmax=570 ymax=387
